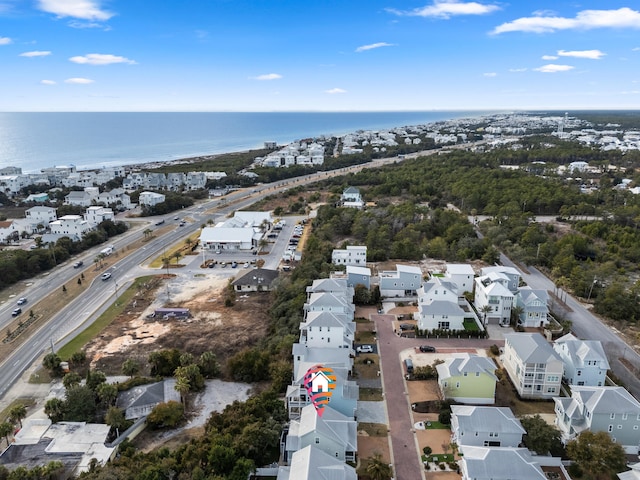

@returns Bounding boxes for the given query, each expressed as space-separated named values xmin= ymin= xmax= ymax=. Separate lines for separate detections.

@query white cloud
xmin=40 ymin=79 xmax=56 ymax=85
xmin=20 ymin=51 xmax=52 ymax=57
xmin=633 ymin=47 xmax=640 ymax=51
xmin=70 ymin=53 xmax=136 ymax=65
xmin=483 ymin=72 xmax=497 ymax=77
xmin=37 ymin=0 xmax=114 ymax=21
xmin=64 ymin=77 xmax=94 ymax=84
xmin=534 ymin=64 xmax=574 ymax=73
xmin=0 ymin=37 xmax=11 ymax=45
xmin=492 ymin=7 xmax=640 ymax=34
xmin=324 ymin=88 xmax=346 ymax=94
xmin=355 ymin=42 xmax=395 ymax=52
xmin=387 ymin=0 xmax=500 ymax=19
xmin=542 ymin=55 xmax=558 ymax=60
xmin=250 ymin=73 xmax=282 ymax=81
xmin=557 ymin=49 xmax=605 ymax=59
xmin=509 ymin=68 xmax=527 ymax=72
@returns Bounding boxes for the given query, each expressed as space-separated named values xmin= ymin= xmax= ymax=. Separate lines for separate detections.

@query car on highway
xmin=16 ymin=297 xmax=27 ymax=306
xmin=73 ymin=261 xmax=84 ymax=268
xmin=12 ymin=308 xmax=22 ymax=317
xmin=356 ymin=345 xmax=373 ymax=353
xmin=101 ymin=272 xmax=112 ymax=281
xmin=419 ymin=345 xmax=436 ymax=353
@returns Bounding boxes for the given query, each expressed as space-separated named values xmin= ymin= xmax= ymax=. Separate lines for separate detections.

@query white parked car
xmin=356 ymin=345 xmax=373 ymax=353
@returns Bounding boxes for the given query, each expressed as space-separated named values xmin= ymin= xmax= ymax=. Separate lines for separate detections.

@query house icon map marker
xmin=303 ymin=364 xmax=337 ymax=417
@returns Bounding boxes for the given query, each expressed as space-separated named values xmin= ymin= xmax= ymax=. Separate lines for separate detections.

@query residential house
xmin=331 ymin=245 xmax=367 ymax=266
xmin=514 ymin=286 xmax=550 ymax=328
xmin=459 ymin=446 xmax=564 ymax=480
xmin=24 ymin=192 xmax=49 ymax=203
xmin=116 ymin=379 xmax=181 ymax=419
xmin=284 ymin=404 xmax=357 ymax=463
xmin=1 ymin=419 xmax=115 ymax=478
xmin=287 ymin=366 xmax=358 ymax=420
xmin=445 ymin=263 xmax=476 ymax=294
xmin=503 ymin=333 xmax=563 ymax=399
xmin=379 ymin=264 xmax=423 ymax=298
xmin=554 ymin=386 xmax=640 ymax=453
xmin=64 ymin=190 xmax=96 ymax=207
xmin=415 ymin=277 xmax=479 ymax=331
xmin=186 ymin=171 xmax=207 ymax=190
xmin=84 ymin=206 xmax=114 ymax=226
xmin=25 ymin=206 xmax=57 ymax=228
xmin=306 ymin=278 xmax=354 ymax=301
xmin=166 ymin=172 xmax=186 ymax=190
xmin=0 ymin=175 xmax=32 ymax=196
xmin=553 ymin=333 xmax=609 ymax=387
xmin=0 ymin=221 xmax=18 ymax=243
xmin=480 ymin=266 xmax=521 ymax=294
xmin=618 ymin=463 xmax=640 ymax=480
xmin=451 ymin=405 xmax=525 ymax=448
xmin=345 ymin=266 xmax=371 ymax=289
xmin=299 ymin=311 xmax=354 ymax=350
xmin=276 ymin=445 xmax=357 ymax=480
xmin=474 ymin=273 xmax=514 ymax=326
xmin=96 ymin=188 xmax=132 ymax=210
xmin=49 ymin=214 xmax=93 ymax=240
xmin=138 ymin=191 xmax=166 ymax=207
xmin=231 ymin=268 xmax=279 ymax=292
xmin=304 ymin=293 xmax=355 ymax=319
xmin=340 ymin=187 xmax=364 ymax=209
xmin=436 ymin=353 xmax=498 ymax=404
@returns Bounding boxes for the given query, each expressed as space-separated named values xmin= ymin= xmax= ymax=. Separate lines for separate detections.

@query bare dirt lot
xmin=84 ymin=272 xmax=272 ymax=375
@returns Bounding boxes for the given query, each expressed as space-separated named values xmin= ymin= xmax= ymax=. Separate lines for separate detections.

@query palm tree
xmin=174 ymin=376 xmax=191 ymax=408
xmin=0 ymin=422 xmax=13 ymax=446
xmin=365 ymin=453 xmax=393 ymax=480
xmin=9 ymin=404 xmax=27 ymax=428
xmin=162 ymin=257 xmax=171 ymax=274
xmin=143 ymin=228 xmax=153 ymax=240
xmin=122 ymin=359 xmax=140 ymax=378
xmin=511 ymin=305 xmax=524 ymax=327
xmin=185 ymin=237 xmax=193 ymax=250
xmin=480 ymin=305 xmax=493 ymax=325
xmin=173 ymin=251 xmax=182 ymax=265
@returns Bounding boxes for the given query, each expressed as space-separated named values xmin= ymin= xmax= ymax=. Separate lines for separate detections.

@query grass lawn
xmin=149 ymin=232 xmax=201 ymax=268
xmin=422 ymin=453 xmax=455 ymax=462
xmin=356 ymin=331 xmax=376 ymax=343
xmin=56 ymin=275 xmax=157 ymax=361
xmin=353 ymin=357 xmax=380 ymax=379
xmin=358 ymin=423 xmax=388 ymax=437
xmin=359 ymin=387 xmax=383 ymax=401
xmin=423 ymin=420 xmax=448 ymax=429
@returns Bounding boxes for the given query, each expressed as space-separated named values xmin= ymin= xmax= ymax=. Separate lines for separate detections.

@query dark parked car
xmin=399 ymin=323 xmax=415 ymax=331
xmin=419 ymin=345 xmax=436 ymax=353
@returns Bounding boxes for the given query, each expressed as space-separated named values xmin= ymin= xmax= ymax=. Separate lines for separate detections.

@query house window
xmin=634 ymin=426 xmax=638 ymax=430
xmin=547 ymin=375 xmax=559 ymax=382
xmin=577 ymin=370 xmax=582 ymax=376
xmin=463 ymin=372 xmax=468 ymax=377
xmin=456 ymin=382 xmax=460 ymax=388
xmin=475 ymin=372 xmax=480 ymax=377
xmin=623 ymin=413 xmax=628 ymax=420
xmin=547 ymin=387 xmax=556 ymax=393
xmin=443 ymin=382 xmax=448 ymax=387
xmin=315 ymin=437 xmax=320 ymax=444
xmin=617 ymin=425 xmax=623 ymax=429
xmin=610 ymin=413 xmax=616 ymax=420
xmin=608 ymin=425 xmax=613 ymax=432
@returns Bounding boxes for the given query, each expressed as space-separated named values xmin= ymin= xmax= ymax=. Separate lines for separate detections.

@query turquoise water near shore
xmin=0 ymin=111 xmax=493 ymax=173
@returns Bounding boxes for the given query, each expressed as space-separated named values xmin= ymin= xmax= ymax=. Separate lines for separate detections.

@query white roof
xmin=277 ymin=445 xmax=357 ymax=480
xmin=346 ymin=265 xmax=371 ymax=276
xmin=446 ymin=263 xmax=475 ymax=275
xmin=200 ymin=226 xmax=254 ymax=243
xmin=397 ymin=264 xmax=422 ymax=275
xmin=461 ymin=446 xmax=546 ymax=479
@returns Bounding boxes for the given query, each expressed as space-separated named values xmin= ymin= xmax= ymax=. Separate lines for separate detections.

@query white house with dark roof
xmin=379 ymin=264 xmax=423 ymax=298
xmin=451 ymin=405 xmax=525 ymax=448
xmin=514 ymin=286 xmax=550 ymax=328
xmin=231 ymin=268 xmax=279 ymax=292
xmin=331 ymin=245 xmax=367 ymax=266
xmin=553 ymin=333 xmax=609 ymax=387
xmin=445 ymin=263 xmax=476 ymax=294
xmin=437 ymin=353 xmax=498 ymax=404
xmin=503 ymin=333 xmax=563 ymax=399
xmin=276 ymin=445 xmax=357 ymax=480
xmin=284 ymin=404 xmax=357 ymax=463
xmin=554 ymin=386 xmax=640 ymax=452
xmin=474 ymin=273 xmax=514 ymax=326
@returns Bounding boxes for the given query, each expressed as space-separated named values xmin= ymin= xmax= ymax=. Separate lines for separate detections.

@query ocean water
xmin=0 ymin=111 xmax=491 ymax=173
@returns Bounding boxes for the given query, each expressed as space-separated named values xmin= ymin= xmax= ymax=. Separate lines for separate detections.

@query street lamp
xmin=587 ymin=276 xmax=597 ymax=301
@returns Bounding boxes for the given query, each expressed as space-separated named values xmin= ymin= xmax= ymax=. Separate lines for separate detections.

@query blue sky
xmin=1 ymin=0 xmax=640 ymax=111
